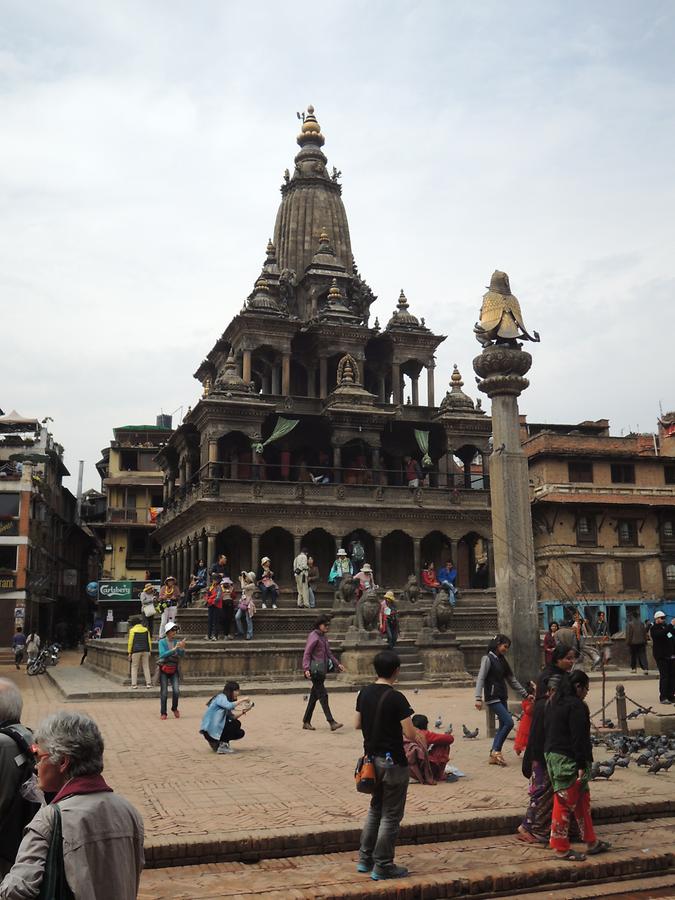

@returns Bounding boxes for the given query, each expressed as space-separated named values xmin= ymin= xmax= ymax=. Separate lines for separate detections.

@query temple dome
xmin=386 ymin=290 xmax=424 ymax=330
xmin=439 ymin=365 xmax=475 ymax=413
xmin=273 ymin=105 xmax=353 ymax=279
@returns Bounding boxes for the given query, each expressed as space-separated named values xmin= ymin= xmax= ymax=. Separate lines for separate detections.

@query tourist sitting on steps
xmin=436 ymin=560 xmax=457 ymax=606
xmin=200 ymin=681 xmax=254 ymax=754
xmin=257 ymin=557 xmax=279 ymax=609
xmin=421 ymin=562 xmax=440 ymax=596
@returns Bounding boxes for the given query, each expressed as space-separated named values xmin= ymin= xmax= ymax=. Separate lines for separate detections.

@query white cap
xmin=164 ymin=621 xmax=178 ymax=632
xmin=654 ymin=610 xmax=666 ymax=619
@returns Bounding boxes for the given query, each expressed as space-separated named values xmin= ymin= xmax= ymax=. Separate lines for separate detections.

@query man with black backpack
xmin=355 ymin=650 xmax=419 ymax=881
xmin=0 ymin=679 xmax=40 ymax=877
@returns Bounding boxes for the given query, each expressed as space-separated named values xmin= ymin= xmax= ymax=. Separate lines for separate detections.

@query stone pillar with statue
xmin=473 ymin=270 xmax=541 ymax=686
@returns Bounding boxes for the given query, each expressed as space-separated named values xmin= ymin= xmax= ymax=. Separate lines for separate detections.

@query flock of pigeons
xmin=589 ymin=726 xmax=675 ymax=779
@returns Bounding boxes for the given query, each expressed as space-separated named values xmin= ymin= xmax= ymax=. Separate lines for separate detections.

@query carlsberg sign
xmin=98 ymin=581 xmax=133 ymax=601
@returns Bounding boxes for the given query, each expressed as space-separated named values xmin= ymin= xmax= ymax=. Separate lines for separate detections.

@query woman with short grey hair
xmin=0 ymin=711 xmax=144 ymax=899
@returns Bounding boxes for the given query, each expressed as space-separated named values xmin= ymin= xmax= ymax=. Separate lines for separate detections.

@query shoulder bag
xmin=38 ymin=805 xmax=75 ymax=900
xmin=354 ymin=686 xmax=392 ymax=794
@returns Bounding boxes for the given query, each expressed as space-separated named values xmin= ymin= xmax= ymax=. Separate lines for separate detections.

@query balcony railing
xmin=108 ymin=507 xmax=158 ymax=524
xmin=158 ymin=464 xmax=490 ymax=525
xmin=532 ymin=482 xmax=675 ymax=501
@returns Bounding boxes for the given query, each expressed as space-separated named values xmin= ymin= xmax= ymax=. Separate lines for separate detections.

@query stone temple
xmin=89 ymin=106 xmax=499 ymax=684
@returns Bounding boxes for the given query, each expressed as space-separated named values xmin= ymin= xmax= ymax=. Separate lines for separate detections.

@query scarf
xmin=51 ymin=774 xmax=113 ymax=805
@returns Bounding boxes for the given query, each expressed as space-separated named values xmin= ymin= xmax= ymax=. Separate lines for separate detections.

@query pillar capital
xmin=473 ymin=345 xmax=532 ymax=399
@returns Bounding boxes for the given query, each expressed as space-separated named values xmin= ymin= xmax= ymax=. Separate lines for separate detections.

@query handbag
xmin=38 ymin=805 xmax=75 ymax=900
xmin=309 ymin=659 xmax=326 ymax=677
xmin=354 ymin=686 xmax=392 ymax=794
xmin=142 ymin=602 xmax=156 ymax=617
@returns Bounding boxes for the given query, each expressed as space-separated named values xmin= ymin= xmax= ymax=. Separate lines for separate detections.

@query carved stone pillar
xmin=411 ymin=376 xmax=419 ymax=406
xmin=374 ymin=537 xmax=383 ymax=583
xmin=319 ymin=357 xmax=328 ymax=399
xmin=413 ymin=539 xmax=421 ymax=579
xmin=486 ymin=539 xmax=496 ymax=588
xmin=378 ymin=374 xmax=386 ymax=403
xmin=189 ymin=540 xmax=196 ymax=578
xmin=251 ymin=534 xmax=260 ymax=571
xmin=208 ymin=440 xmax=218 ymax=463
xmin=293 ymin=534 xmax=301 ymax=559
xmin=371 ymin=447 xmax=380 ymax=482
xmin=242 ymin=349 xmax=252 ymax=383
xmin=307 ymin=366 xmax=317 ymax=398
xmin=162 ymin=480 xmax=168 ymax=503
xmin=391 ymin=362 xmax=401 ymax=405
xmin=333 ymin=445 xmax=342 ymax=484
xmin=474 ymin=341 xmax=538 ymax=684
xmin=481 ymin=451 xmax=490 ymax=490
xmin=160 ymin=553 xmax=166 ymax=582
xmin=282 ymin=353 xmax=291 ymax=396
xmin=185 ymin=459 xmax=193 ymax=486
xmin=198 ymin=535 xmax=206 ymax=565
xmin=427 ymin=360 xmax=436 ymax=407
xmin=207 ymin=533 xmax=216 ymax=569
xmin=182 ymin=544 xmax=190 ymax=590
xmin=272 ymin=365 xmax=281 ymax=395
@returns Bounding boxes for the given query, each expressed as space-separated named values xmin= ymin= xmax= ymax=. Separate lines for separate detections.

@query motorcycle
xmin=27 ymin=648 xmax=49 ymax=676
xmin=45 ymin=643 xmax=61 ymax=667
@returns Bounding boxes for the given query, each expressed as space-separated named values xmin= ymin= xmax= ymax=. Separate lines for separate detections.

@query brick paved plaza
xmin=4 ymin=656 xmax=675 ymax=897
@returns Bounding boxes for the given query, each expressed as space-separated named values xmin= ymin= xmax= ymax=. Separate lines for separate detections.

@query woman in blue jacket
xmin=200 ymin=681 xmax=254 ymax=754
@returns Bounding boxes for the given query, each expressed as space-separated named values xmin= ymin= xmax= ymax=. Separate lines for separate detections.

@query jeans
xmin=439 ymin=581 xmax=457 ymax=607
xmin=490 ymin=700 xmax=514 ymax=752
xmin=385 ymin=620 xmax=398 ymax=649
xmin=303 ymin=672 xmax=335 ymax=724
xmin=308 ymin=587 xmax=316 ymax=608
xmin=160 ymin=670 xmax=179 ymax=715
xmin=207 ymin=605 xmax=220 ymax=638
xmin=359 ymin=758 xmax=409 ymax=874
xmin=260 ymin=585 xmax=278 ymax=607
xmin=235 ymin=608 xmax=253 ymax=638
xmin=629 ymin=644 xmax=648 ymax=672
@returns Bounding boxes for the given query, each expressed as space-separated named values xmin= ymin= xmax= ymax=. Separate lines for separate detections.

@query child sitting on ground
xmin=403 ymin=713 xmax=455 ymax=783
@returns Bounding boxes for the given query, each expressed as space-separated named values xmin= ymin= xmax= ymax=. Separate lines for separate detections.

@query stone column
xmin=307 ymin=366 xmax=317 ymax=398
xmin=411 ymin=376 xmax=419 ymax=406
xmin=332 ymin=445 xmax=342 ymax=483
xmin=185 ymin=459 xmax=193 ymax=487
xmin=319 ymin=357 xmax=328 ymax=399
xmin=481 ymin=451 xmax=490 ymax=490
xmin=189 ymin=540 xmax=196 ymax=579
xmin=293 ymin=535 xmax=301 ymax=559
xmin=242 ymin=349 xmax=252 ymax=383
xmin=474 ymin=343 xmax=539 ymax=684
xmin=198 ymin=535 xmax=206 ymax=565
xmin=281 ymin=353 xmax=291 ymax=396
xmin=427 ymin=360 xmax=436 ymax=407
xmin=371 ymin=447 xmax=380 ymax=483
xmin=251 ymin=534 xmax=260 ymax=571
xmin=413 ymin=539 xmax=421 ymax=580
xmin=182 ymin=544 xmax=190 ymax=591
xmin=391 ymin=362 xmax=401 ymax=405
xmin=208 ymin=439 xmax=218 ymax=478
xmin=207 ymin=533 xmax=216 ymax=569
xmin=374 ymin=537 xmax=383 ymax=583
xmin=162 ymin=479 xmax=169 ymax=503
xmin=160 ymin=553 xmax=166 ymax=582
xmin=486 ymin=539 xmax=496 ymax=588
xmin=271 ymin=365 xmax=281 ymax=395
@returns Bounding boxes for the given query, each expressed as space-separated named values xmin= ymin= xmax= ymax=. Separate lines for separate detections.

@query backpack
xmin=0 ymin=724 xmax=41 ymax=851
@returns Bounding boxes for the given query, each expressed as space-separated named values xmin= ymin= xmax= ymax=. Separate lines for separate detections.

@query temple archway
xmin=259 ymin=527 xmax=294 ymax=585
xmin=216 ymin=526 xmax=251 ymax=578
xmin=421 ymin=531 xmax=452 ymax=570
xmin=301 ymin=528 xmax=335 ymax=583
xmin=381 ymin=530 xmax=414 ymax=588
xmin=457 ymin=531 xmax=489 ymax=588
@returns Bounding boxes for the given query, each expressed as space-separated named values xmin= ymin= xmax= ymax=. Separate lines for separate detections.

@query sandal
xmin=516 ymin=830 xmax=540 ymax=844
xmin=587 ymin=840 xmax=611 ymax=855
xmin=556 ymin=849 xmax=586 ymax=861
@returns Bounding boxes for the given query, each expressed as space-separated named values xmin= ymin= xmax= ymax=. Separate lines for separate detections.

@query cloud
xmin=1 ymin=1 xmax=674 ymax=488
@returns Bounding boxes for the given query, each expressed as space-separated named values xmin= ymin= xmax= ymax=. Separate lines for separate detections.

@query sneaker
xmin=145 ymin=684 xmax=152 ymax=689
xmin=173 ymin=709 xmax=181 ymax=718
xmin=371 ymin=865 xmax=409 ymax=880
xmin=205 ymin=634 xmax=211 ymax=640
xmin=210 ymin=636 xmax=217 ymax=641
xmin=272 ymin=604 xmax=278 ymax=609
xmin=217 ymin=742 xmax=234 ymax=754
xmin=261 ymin=603 xmax=267 ymax=609
xmin=131 ymin=685 xmax=138 ymax=690
xmin=631 ymin=669 xmax=637 ymax=674
xmin=356 ymin=862 xmax=372 ymax=873
xmin=160 ymin=714 xmax=168 ymax=720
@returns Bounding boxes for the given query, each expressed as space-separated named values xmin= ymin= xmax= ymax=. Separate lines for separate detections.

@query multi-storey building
xmin=93 ymin=418 xmax=174 ymax=582
xmin=154 ymin=107 xmax=494 ymax=594
xmin=0 ymin=410 xmax=97 ymax=643
xmin=522 ymin=414 xmax=675 ymax=632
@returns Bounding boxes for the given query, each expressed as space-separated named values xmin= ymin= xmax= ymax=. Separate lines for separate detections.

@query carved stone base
xmin=416 ymin=627 xmax=471 ymax=678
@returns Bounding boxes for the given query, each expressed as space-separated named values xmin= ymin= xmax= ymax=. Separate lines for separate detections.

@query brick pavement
xmin=3 ymin=654 xmax=672 ymax=851
xmin=137 ymin=817 xmax=675 ymax=899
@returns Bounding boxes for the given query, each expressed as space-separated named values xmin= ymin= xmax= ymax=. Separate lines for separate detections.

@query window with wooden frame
xmin=576 ymin=514 xmax=597 ymax=545
xmin=617 ymin=519 xmax=638 ymax=547
xmin=665 ymin=563 xmax=675 ymax=589
xmin=665 ymin=465 xmax=675 ymax=485
xmin=611 ymin=463 xmax=635 ymax=484
xmin=579 ymin=562 xmax=600 ymax=593
xmin=568 ymin=461 xmax=594 ymax=483
xmin=662 ymin=518 xmax=675 ymax=542
xmin=621 ymin=560 xmax=641 ymax=591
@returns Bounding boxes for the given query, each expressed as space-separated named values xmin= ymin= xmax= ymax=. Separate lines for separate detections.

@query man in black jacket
xmin=650 ymin=611 xmax=675 ymax=704
xmin=0 ymin=679 xmax=40 ymax=877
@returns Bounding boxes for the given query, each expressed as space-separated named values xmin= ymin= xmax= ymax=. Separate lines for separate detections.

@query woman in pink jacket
xmin=301 ymin=615 xmax=345 ymax=732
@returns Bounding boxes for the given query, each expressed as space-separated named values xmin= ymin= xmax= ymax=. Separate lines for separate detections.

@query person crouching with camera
xmin=200 ymin=681 xmax=254 ymax=754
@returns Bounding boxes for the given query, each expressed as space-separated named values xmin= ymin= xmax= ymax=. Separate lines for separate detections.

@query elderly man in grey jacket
xmin=0 ymin=711 xmax=144 ymax=900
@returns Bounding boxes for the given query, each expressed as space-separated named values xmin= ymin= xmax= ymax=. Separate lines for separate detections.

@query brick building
xmin=521 ymin=414 xmax=675 ymax=632
xmin=0 ymin=410 xmax=98 ymax=644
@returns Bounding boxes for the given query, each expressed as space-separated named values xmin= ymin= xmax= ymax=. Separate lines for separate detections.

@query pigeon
xmin=647 ymin=760 xmax=669 ymax=774
xmin=614 ymin=756 xmax=630 ymax=768
xmin=637 ymin=754 xmax=653 ymax=767
xmin=445 ymin=723 xmax=453 ymax=735
xmin=413 ymin=689 xmax=419 ymax=694
xmin=303 ymin=695 xmax=308 ymax=702
xmin=590 ymin=760 xmax=615 ymax=780
xmin=462 ymin=725 xmax=479 ymax=739
xmin=435 ymin=715 xmax=442 ymax=728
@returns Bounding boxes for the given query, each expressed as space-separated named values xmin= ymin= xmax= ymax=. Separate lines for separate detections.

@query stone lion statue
xmin=399 ymin=575 xmax=421 ymax=604
xmin=426 ymin=589 xmax=454 ymax=632
xmin=334 ymin=574 xmax=357 ymax=605
xmin=355 ymin=587 xmax=381 ymax=631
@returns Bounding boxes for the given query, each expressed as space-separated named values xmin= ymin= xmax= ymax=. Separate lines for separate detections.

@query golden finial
xmin=266 ymin=238 xmax=275 ymax=257
xmin=328 ymin=277 xmax=342 ymax=301
xmin=451 ymin=364 xmax=463 ymax=387
xmin=398 ymin=289 xmax=409 ymax=309
xmin=255 ymin=278 xmax=271 ymax=294
xmin=297 ymin=104 xmax=325 ymax=147
xmin=319 ymin=227 xmax=329 ymax=244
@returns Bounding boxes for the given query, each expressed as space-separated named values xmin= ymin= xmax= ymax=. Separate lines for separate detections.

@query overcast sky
xmin=2 ymin=1 xmax=674 ymax=491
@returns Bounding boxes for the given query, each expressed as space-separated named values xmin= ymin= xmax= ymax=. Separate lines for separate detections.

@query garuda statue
xmin=474 ymin=271 xmax=540 ymax=347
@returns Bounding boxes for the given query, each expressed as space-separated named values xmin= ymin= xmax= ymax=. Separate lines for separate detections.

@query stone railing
xmin=532 ymin=482 xmax=675 ymax=501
